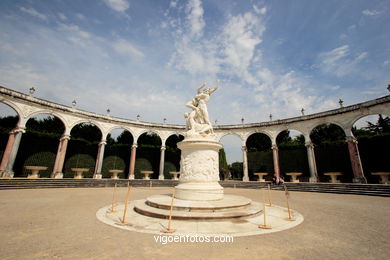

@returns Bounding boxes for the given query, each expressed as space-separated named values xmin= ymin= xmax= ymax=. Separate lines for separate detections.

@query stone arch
xmin=310 ymin=123 xmax=352 ymax=182
xmin=0 ymin=100 xmax=22 ymax=127
xmin=244 ymin=130 xmax=272 ymax=145
xmin=163 ymin=134 xmax=184 ymax=179
xmin=218 ymin=132 xmax=244 ymax=143
xmin=275 ymin=129 xmax=309 ymax=182
xmin=351 ymin=114 xmax=390 ymax=183
xmin=219 ymin=133 xmax=243 ymax=180
xmin=69 ymin=120 xmax=104 ymax=140
xmin=135 ymin=130 xmax=162 ymax=145
xmin=25 ymin=111 xmax=67 ymax=135
xmin=245 ymin=132 xmax=273 ymax=181
xmin=105 ymin=126 xmax=136 ymax=141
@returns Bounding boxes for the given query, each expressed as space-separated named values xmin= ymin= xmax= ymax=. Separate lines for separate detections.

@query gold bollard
xmin=284 ymin=185 xmax=295 ymax=221
xmin=259 ymin=188 xmax=272 ymax=229
xmin=267 ymin=184 xmax=272 ymax=207
xmin=110 ymin=183 xmax=117 ymax=213
xmin=162 ymin=187 xmax=176 ymax=233
xmin=120 ymin=182 xmax=132 ymax=225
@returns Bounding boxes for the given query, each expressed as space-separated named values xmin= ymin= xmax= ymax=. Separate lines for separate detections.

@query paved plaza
xmin=0 ymin=187 xmax=388 ymax=259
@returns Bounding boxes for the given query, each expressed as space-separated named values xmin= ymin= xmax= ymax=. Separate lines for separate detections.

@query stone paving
xmin=0 ymin=187 xmax=389 ymax=259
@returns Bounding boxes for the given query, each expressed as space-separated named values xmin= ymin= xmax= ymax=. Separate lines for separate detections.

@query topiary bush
xmin=63 ymin=154 xmax=95 ymax=178
xmin=163 ymin=161 xmax=177 ymax=179
xmin=22 ymin=152 xmax=56 ymax=178
xmin=134 ymin=158 xmax=153 ymax=179
xmin=102 ymin=156 xmax=126 ymax=178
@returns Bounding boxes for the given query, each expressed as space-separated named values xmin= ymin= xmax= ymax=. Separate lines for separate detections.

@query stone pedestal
xmin=176 ymin=137 xmax=223 ymax=201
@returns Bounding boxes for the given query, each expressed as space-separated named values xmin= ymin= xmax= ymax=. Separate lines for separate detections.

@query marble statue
xmin=185 ymin=81 xmax=220 ymax=137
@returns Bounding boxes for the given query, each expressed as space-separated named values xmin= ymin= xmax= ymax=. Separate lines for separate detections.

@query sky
xmin=0 ymin=0 xmax=389 ymax=163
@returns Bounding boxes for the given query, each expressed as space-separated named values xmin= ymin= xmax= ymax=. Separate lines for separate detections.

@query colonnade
xmin=0 ymin=123 xmax=372 ymax=184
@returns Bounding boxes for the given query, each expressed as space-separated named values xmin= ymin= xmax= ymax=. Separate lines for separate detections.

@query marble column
xmin=272 ymin=144 xmax=281 ymax=180
xmin=93 ymin=140 xmax=106 ymax=179
xmin=305 ymin=141 xmax=318 ymax=183
xmin=158 ymin=145 xmax=166 ymax=180
xmin=51 ymin=135 xmax=70 ymax=178
xmin=0 ymin=127 xmax=24 ymax=178
xmin=242 ymin=146 xmax=249 ymax=181
xmin=346 ymin=136 xmax=367 ymax=183
xmin=128 ymin=143 xmax=137 ymax=179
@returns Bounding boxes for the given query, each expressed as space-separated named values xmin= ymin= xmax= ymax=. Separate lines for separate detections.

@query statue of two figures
xmin=184 ymin=80 xmax=220 ymax=138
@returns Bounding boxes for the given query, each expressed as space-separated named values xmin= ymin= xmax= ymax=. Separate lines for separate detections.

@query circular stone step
xmin=146 ymin=194 xmax=252 ymax=212
xmin=134 ymin=197 xmax=262 ymax=220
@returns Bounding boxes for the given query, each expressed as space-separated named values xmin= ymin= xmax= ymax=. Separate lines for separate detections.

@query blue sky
xmin=1 ymin=0 xmax=389 ymax=162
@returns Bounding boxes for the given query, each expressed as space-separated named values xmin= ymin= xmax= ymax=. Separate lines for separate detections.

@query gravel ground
xmin=0 ymin=187 xmax=388 ymax=260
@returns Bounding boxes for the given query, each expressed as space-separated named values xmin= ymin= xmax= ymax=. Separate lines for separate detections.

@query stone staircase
xmin=0 ymin=178 xmax=389 ymax=197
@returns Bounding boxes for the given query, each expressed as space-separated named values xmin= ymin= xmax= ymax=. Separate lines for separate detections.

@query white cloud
xmin=112 ymin=39 xmax=144 ymax=57
xmin=362 ymin=9 xmax=381 ymax=16
xmin=75 ymin=13 xmax=86 ymax=20
xmin=19 ymin=7 xmax=48 ymax=21
xmin=58 ymin=13 xmax=67 ymax=21
xmin=186 ymin=0 xmax=205 ymax=38
xmin=103 ymin=0 xmax=130 ymax=12
xmin=317 ymin=45 xmax=368 ymax=76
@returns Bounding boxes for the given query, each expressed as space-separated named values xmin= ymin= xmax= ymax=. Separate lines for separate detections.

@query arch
xmin=135 ymin=130 xmax=162 ymax=145
xmin=276 ymin=129 xmax=306 ymax=145
xmin=219 ymin=134 xmax=243 ymax=180
xmin=105 ymin=126 xmax=136 ymax=141
xmin=218 ymin=132 xmax=244 ymax=143
xmin=26 ymin=110 xmax=68 ymax=134
xmin=69 ymin=120 xmax=104 ymax=141
xmin=350 ymin=112 xmax=390 ymax=131
xmin=276 ymin=129 xmax=309 ymax=182
xmin=0 ymin=100 xmax=23 ymax=121
xmin=244 ymin=130 xmax=272 ymax=145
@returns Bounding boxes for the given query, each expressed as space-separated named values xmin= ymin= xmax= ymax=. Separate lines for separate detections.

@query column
xmin=305 ymin=141 xmax=318 ymax=183
xmin=242 ymin=146 xmax=249 ymax=181
xmin=158 ymin=145 xmax=166 ymax=180
xmin=0 ymin=127 xmax=24 ymax=178
xmin=51 ymin=135 xmax=70 ymax=178
xmin=0 ymin=130 xmax=17 ymax=176
xmin=128 ymin=143 xmax=137 ymax=179
xmin=346 ymin=136 xmax=367 ymax=183
xmin=93 ymin=140 xmax=106 ymax=179
xmin=272 ymin=144 xmax=281 ymax=181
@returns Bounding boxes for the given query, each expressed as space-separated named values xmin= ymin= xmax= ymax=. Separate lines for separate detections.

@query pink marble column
xmin=93 ymin=140 xmax=106 ymax=179
xmin=272 ymin=144 xmax=281 ymax=180
xmin=242 ymin=146 xmax=249 ymax=181
xmin=128 ymin=143 xmax=137 ymax=179
xmin=158 ymin=145 xmax=166 ymax=180
xmin=346 ymin=136 xmax=367 ymax=183
xmin=305 ymin=141 xmax=318 ymax=182
xmin=0 ymin=128 xmax=24 ymax=178
xmin=0 ymin=130 xmax=17 ymax=176
xmin=51 ymin=135 xmax=70 ymax=178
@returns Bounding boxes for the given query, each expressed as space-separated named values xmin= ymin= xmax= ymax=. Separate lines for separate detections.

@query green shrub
xmin=102 ymin=156 xmax=126 ymax=178
xmin=22 ymin=152 xmax=56 ymax=178
xmin=134 ymin=158 xmax=153 ymax=179
xmin=64 ymin=154 xmax=95 ymax=178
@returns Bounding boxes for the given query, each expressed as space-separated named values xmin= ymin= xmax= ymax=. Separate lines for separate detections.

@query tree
xmin=246 ymin=133 xmax=272 ymax=151
xmin=366 ymin=114 xmax=390 ymax=134
xmin=26 ymin=116 xmax=64 ymax=136
xmin=0 ymin=115 xmax=18 ymax=132
xmin=116 ymin=131 xmax=133 ymax=144
xmin=310 ymin=124 xmax=345 ymax=145
xmin=229 ymin=162 xmax=243 ymax=179
xmin=70 ymin=123 xmax=102 ymax=143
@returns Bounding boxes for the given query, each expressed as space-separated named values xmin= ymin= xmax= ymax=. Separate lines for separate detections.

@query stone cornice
xmin=1 ymin=86 xmax=389 ymax=132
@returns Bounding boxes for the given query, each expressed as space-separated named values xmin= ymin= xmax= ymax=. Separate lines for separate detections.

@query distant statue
xmin=185 ymin=81 xmax=220 ymax=137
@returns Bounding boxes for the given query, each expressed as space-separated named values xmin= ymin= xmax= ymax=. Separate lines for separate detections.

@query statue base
xmin=176 ymin=137 xmax=223 ymax=201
